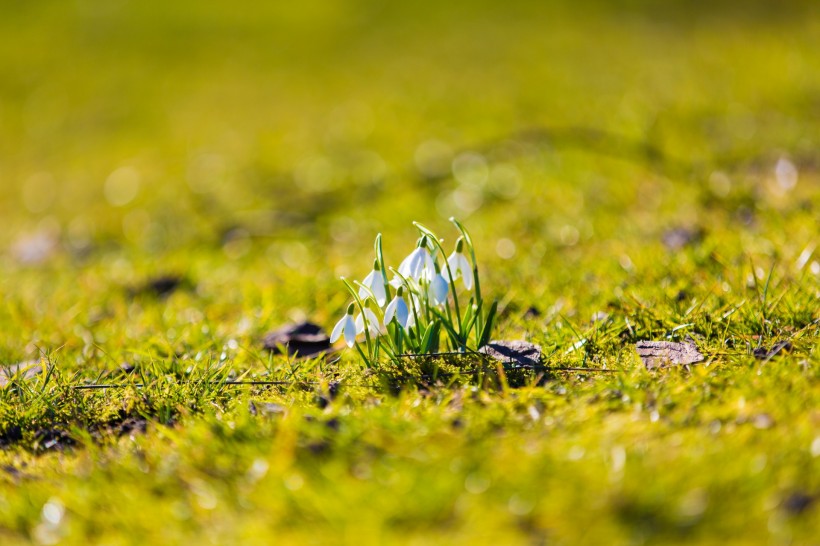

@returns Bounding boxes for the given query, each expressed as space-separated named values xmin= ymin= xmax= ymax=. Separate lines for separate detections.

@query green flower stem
xmin=412 ymin=222 xmax=465 ymax=346
xmin=449 ymin=217 xmax=483 ymax=341
xmin=375 ymin=233 xmax=391 ymax=302
xmin=353 ymin=343 xmax=372 ymax=369
xmin=389 ymin=268 xmax=423 ymax=348
xmin=353 ymin=280 xmax=399 ymax=357
xmin=340 ymin=277 xmax=375 ymax=364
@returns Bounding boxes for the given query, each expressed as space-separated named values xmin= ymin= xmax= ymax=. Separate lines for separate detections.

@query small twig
xmin=71 ymin=380 xmax=318 ymax=390
xmin=396 ymin=352 xmax=617 ymax=373
xmin=415 ymin=365 xmax=617 ymax=378
xmin=397 ymin=350 xmax=485 ymax=358
xmin=67 ymin=363 xmax=619 ymax=391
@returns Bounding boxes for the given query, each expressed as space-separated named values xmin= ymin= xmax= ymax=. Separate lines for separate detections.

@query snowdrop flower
xmin=384 ymin=286 xmax=411 ymax=329
xmin=355 ymin=303 xmax=381 ymax=337
xmin=330 ymin=303 xmax=358 ymax=348
xmin=359 ymin=259 xmax=387 ymax=306
xmin=443 ymin=237 xmax=473 ymax=290
xmin=398 ymin=236 xmax=436 ymax=282
xmin=428 ymin=270 xmax=449 ymax=306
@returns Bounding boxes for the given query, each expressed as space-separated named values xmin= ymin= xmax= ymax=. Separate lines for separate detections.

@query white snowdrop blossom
xmin=428 ymin=272 xmax=449 ymax=306
xmin=443 ymin=237 xmax=473 ymax=290
xmin=398 ymin=239 xmax=436 ymax=282
xmin=355 ymin=307 xmax=381 ymax=337
xmin=330 ymin=303 xmax=358 ymax=347
xmin=384 ymin=287 xmax=411 ymax=329
xmin=359 ymin=260 xmax=387 ymax=306
xmin=388 ymin=274 xmax=403 ymax=289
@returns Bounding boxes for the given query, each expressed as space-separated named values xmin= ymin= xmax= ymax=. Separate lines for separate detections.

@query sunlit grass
xmin=0 ymin=1 xmax=818 ymax=544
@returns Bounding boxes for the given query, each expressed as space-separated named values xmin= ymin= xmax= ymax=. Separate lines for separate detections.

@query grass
xmin=0 ymin=0 xmax=818 ymax=544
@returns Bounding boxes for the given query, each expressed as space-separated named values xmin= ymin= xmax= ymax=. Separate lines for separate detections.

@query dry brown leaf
xmin=635 ymin=340 xmax=705 ymax=370
xmin=262 ymin=321 xmax=331 ymax=358
xmin=479 ymin=340 xmax=543 ymax=367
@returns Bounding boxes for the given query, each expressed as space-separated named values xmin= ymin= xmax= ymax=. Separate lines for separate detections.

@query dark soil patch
xmin=1 ymin=415 xmax=152 ymax=454
xmin=128 ymin=275 xmax=192 ymax=299
xmin=753 ymin=341 xmax=793 ymax=361
xmin=662 ymin=227 xmax=704 ymax=251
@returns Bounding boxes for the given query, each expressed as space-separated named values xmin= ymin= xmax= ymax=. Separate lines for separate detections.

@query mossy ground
xmin=0 ymin=1 xmax=818 ymax=544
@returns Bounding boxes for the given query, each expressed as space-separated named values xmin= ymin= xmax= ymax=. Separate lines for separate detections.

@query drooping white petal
xmin=343 ymin=315 xmax=357 ymax=347
xmin=429 ymin=274 xmax=449 ymax=305
xmin=371 ymin=276 xmax=386 ymax=306
xmin=422 ymin=251 xmax=436 ymax=281
xmin=395 ymin=297 xmax=410 ymax=329
xmin=458 ymin=253 xmax=474 ymax=290
xmin=330 ymin=316 xmax=347 ymax=343
xmin=444 ymin=252 xmax=460 ymax=282
xmin=359 ymin=270 xmax=376 ymax=300
xmin=389 ymin=275 xmax=403 ymax=289
xmin=384 ymin=297 xmax=398 ymax=326
xmin=399 ymin=247 xmax=436 ymax=281
xmin=356 ymin=309 xmax=381 ymax=337
xmin=359 ymin=269 xmax=387 ymax=306
xmin=398 ymin=248 xmax=422 ymax=279
xmin=364 ymin=308 xmax=381 ymax=336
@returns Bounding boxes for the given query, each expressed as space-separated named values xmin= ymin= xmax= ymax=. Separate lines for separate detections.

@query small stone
xmin=479 ymin=340 xmax=542 ymax=367
xmin=12 ymin=230 xmax=59 ymax=265
xmin=0 ymin=361 xmax=45 ymax=388
xmin=782 ymin=492 xmax=815 ymax=515
xmin=129 ymin=275 xmax=189 ymax=299
xmin=249 ymin=401 xmax=286 ymax=417
xmin=662 ymin=227 xmax=704 ymax=251
xmin=636 ymin=340 xmax=705 ymax=370
xmin=263 ymin=321 xmax=331 ymax=358
xmin=751 ymin=413 xmax=775 ymax=430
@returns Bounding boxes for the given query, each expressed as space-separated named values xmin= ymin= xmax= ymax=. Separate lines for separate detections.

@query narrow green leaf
xmin=420 ymin=320 xmax=440 ymax=354
xmin=478 ymin=300 xmax=498 ymax=348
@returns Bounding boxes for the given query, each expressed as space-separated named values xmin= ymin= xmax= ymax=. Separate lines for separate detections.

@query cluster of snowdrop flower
xmin=331 ymin=218 xmax=496 ymax=367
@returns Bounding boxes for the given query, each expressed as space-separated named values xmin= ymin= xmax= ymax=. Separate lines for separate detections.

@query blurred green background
xmin=2 ymin=0 xmax=817 ymax=245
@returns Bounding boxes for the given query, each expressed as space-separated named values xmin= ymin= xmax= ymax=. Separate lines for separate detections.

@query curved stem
xmin=388 ymin=267 xmax=423 ymax=348
xmin=375 ymin=233 xmax=391 ymax=302
xmin=340 ymin=277 xmax=374 ymax=365
xmin=354 ymin=280 xmax=398 ymax=356
xmin=413 ymin=222 xmax=464 ymax=344
xmin=449 ymin=217 xmax=483 ymax=338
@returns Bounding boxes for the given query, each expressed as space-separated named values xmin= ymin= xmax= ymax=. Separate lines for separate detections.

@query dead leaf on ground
xmin=753 ymin=341 xmax=793 ymax=361
xmin=263 ymin=321 xmax=332 ymax=358
xmin=661 ymin=227 xmax=704 ymax=251
xmin=479 ymin=340 xmax=543 ymax=367
xmin=0 ymin=360 xmax=46 ymax=388
xmin=636 ymin=340 xmax=705 ymax=370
